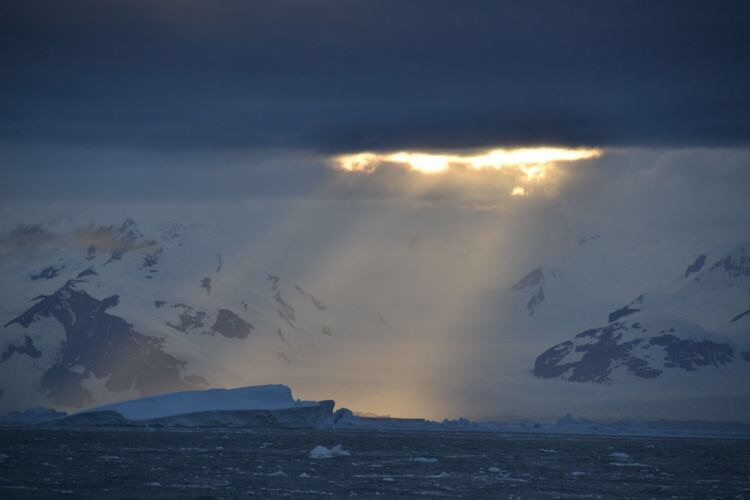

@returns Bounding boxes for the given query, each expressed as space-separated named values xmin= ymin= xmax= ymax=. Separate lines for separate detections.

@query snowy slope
xmin=533 ymin=244 xmax=750 ymax=383
xmin=0 ymin=206 xmax=389 ymax=413
xmin=1 ymin=203 xmax=748 ymax=421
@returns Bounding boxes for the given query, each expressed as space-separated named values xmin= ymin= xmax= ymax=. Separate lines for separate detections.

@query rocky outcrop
xmin=4 ymin=279 xmax=200 ymax=407
xmin=534 ymin=315 xmax=736 ymax=383
xmin=211 ymin=309 xmax=254 ymax=339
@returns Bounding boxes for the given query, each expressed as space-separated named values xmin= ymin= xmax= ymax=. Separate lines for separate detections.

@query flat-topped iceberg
xmin=83 ymin=384 xmax=316 ymax=420
xmin=29 ymin=384 xmax=336 ymax=429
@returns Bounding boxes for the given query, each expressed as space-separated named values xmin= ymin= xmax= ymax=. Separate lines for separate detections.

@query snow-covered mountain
xmin=1 ymin=203 xmax=748 ymax=422
xmin=533 ymin=244 xmax=750 ymax=383
xmin=0 ymin=210 xmax=388 ymax=413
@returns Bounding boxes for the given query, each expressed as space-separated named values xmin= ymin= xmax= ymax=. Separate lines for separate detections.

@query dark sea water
xmin=1 ymin=428 xmax=749 ymax=498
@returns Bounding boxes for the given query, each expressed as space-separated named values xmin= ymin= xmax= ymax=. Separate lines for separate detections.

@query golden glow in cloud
xmin=333 ymin=147 xmax=603 ymax=180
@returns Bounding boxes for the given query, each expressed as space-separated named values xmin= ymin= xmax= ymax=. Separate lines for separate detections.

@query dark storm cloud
xmin=2 ymin=0 xmax=749 ymax=154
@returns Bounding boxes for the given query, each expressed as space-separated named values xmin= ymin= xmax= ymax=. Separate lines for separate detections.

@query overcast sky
xmin=1 ymin=1 xmax=749 ymax=209
xmin=3 ymin=1 xmax=750 ymax=152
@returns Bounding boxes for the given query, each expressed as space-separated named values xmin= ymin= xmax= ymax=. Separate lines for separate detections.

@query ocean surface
xmin=1 ymin=428 xmax=749 ymax=498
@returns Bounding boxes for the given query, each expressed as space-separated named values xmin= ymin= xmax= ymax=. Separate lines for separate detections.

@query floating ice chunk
xmin=267 ymin=470 xmax=287 ymax=476
xmin=382 ymin=477 xmax=395 ymax=482
xmin=410 ymin=457 xmax=438 ymax=463
xmin=299 ymin=472 xmax=311 ymax=478
xmin=570 ymin=471 xmax=588 ymax=477
xmin=539 ymin=448 xmax=558 ymax=453
xmin=488 ymin=467 xmax=501 ymax=473
xmin=309 ymin=444 xmax=351 ymax=459
xmin=609 ymin=452 xmax=631 ymax=460
xmin=430 ymin=472 xmax=450 ymax=478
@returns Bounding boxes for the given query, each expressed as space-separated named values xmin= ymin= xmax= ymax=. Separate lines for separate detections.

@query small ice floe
xmin=382 ymin=477 xmax=395 ymax=482
xmin=309 ymin=444 xmax=351 ymax=459
xmin=267 ymin=470 xmax=287 ymax=477
xmin=146 ymin=482 xmax=162 ymax=487
xmin=299 ymin=472 xmax=311 ymax=478
xmin=539 ymin=448 xmax=558 ymax=454
xmin=608 ymin=452 xmax=649 ymax=467
xmin=570 ymin=471 xmax=588 ymax=477
xmin=487 ymin=467 xmax=501 ymax=473
xmin=429 ymin=472 xmax=450 ymax=479
xmin=410 ymin=457 xmax=438 ymax=463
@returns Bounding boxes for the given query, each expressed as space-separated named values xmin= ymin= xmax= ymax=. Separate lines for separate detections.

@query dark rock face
xmin=30 ymin=265 xmax=65 ymax=281
xmin=295 ymin=284 xmax=327 ymax=311
xmin=1 ymin=336 xmax=41 ymax=362
xmin=710 ymin=247 xmax=750 ymax=280
xmin=98 ymin=218 xmax=156 ymax=264
xmin=142 ymin=247 xmax=162 ymax=268
xmin=267 ymin=273 xmax=296 ymax=328
xmin=4 ymin=280 xmax=198 ymax=407
xmin=649 ymin=335 xmax=734 ymax=371
xmin=511 ymin=267 xmax=557 ymax=316
xmin=608 ymin=306 xmax=640 ymax=323
xmin=211 ymin=309 xmax=254 ymax=339
xmin=526 ymin=287 xmax=545 ymax=316
xmin=534 ymin=320 xmax=736 ymax=383
xmin=607 ymin=294 xmax=644 ymax=323
xmin=684 ymin=254 xmax=706 ymax=278
xmin=512 ymin=268 xmax=544 ymax=290
xmin=168 ymin=304 xmax=207 ymax=333
xmin=76 ymin=268 xmax=97 ymax=279
xmin=731 ymin=307 xmax=750 ymax=323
